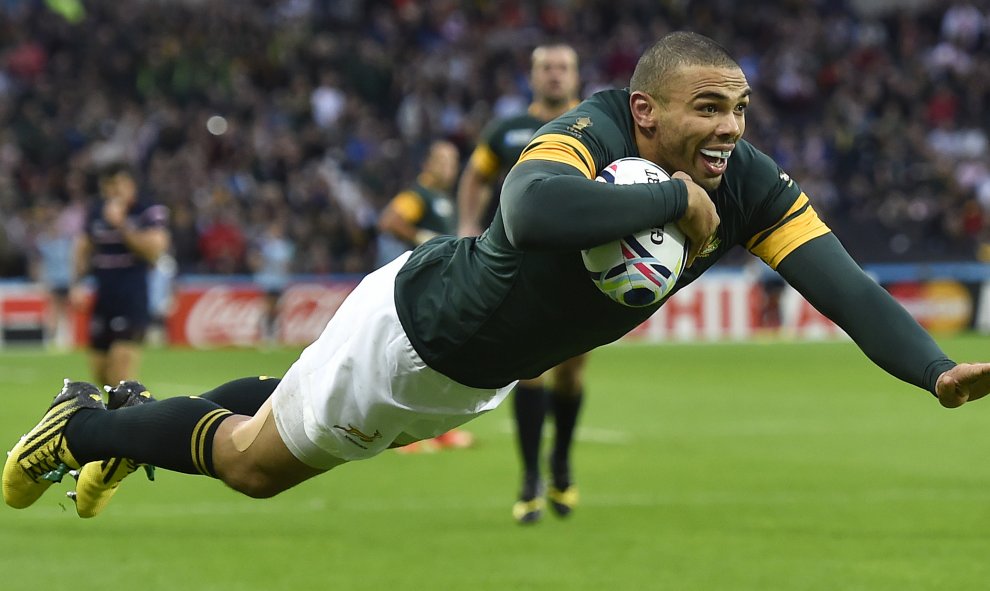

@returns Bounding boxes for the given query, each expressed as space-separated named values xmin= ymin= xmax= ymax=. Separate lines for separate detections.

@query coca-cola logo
xmin=279 ymin=283 xmax=355 ymax=345
xmin=185 ymin=286 xmax=264 ymax=347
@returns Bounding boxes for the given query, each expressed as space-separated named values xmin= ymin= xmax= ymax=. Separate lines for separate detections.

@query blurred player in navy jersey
xmin=458 ymin=43 xmax=585 ymax=523
xmin=71 ymin=163 xmax=170 ymax=387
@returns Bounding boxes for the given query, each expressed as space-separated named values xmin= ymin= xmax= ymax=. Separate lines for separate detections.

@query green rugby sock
xmin=550 ymin=389 xmax=583 ymax=489
xmin=65 ymin=396 xmax=232 ymax=477
xmin=200 ymin=376 xmax=280 ymax=415
xmin=513 ymin=384 xmax=548 ymax=478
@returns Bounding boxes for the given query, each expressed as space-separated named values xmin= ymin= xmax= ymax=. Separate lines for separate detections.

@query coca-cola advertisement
xmin=0 ymin=272 xmax=979 ymax=349
xmin=169 ymin=285 xmax=265 ymax=348
xmin=277 ymin=283 xmax=355 ymax=345
xmin=167 ymin=281 xmax=359 ymax=348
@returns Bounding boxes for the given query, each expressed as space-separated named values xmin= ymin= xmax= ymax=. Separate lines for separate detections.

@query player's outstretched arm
xmin=775 ymin=233 xmax=956 ymax=396
xmin=935 ymin=363 xmax=990 ymax=408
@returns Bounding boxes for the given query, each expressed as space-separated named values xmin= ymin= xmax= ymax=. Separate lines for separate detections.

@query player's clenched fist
xmin=673 ymin=171 xmax=719 ymax=266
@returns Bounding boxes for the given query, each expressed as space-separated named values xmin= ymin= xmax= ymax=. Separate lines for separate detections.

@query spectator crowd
xmin=1 ymin=0 xmax=989 ymax=283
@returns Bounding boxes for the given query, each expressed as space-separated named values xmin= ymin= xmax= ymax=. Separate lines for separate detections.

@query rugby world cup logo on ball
xmin=582 ymin=158 xmax=688 ymax=308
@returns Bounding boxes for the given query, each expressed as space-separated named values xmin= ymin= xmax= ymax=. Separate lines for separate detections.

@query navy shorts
xmin=89 ymin=312 xmax=149 ymax=351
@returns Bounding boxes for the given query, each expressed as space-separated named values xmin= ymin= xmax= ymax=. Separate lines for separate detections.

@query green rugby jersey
xmin=394 ymin=89 xmax=830 ymax=389
xmin=386 ymin=177 xmax=456 ymax=238
xmin=467 ymin=106 xmax=574 ymax=227
xmin=469 ymin=111 xmax=546 ymax=180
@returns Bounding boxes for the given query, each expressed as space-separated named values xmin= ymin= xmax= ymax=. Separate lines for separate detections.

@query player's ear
xmin=629 ymin=91 xmax=657 ymax=129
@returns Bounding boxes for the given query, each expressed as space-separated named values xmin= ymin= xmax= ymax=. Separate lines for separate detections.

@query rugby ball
xmin=582 ymin=157 xmax=688 ymax=307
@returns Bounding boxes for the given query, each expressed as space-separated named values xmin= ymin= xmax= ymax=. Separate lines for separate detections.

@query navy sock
xmin=513 ymin=384 xmax=548 ymax=479
xmin=65 ymin=396 xmax=232 ymax=477
xmin=550 ymin=389 xmax=583 ymax=489
xmin=199 ymin=376 xmax=279 ymax=415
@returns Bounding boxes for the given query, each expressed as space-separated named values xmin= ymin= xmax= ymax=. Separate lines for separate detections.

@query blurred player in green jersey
xmin=377 ymin=139 xmax=460 ymax=269
xmin=459 ymin=44 xmax=585 ymax=523
xmin=377 ymin=139 xmax=475 ymax=452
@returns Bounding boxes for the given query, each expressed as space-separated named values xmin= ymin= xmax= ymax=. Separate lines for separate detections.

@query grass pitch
xmin=2 ymin=336 xmax=990 ymax=590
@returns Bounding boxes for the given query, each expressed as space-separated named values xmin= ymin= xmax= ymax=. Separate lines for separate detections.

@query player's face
xmin=531 ymin=47 xmax=579 ymax=105
xmin=101 ymin=172 xmax=137 ymax=203
xmin=427 ymin=143 xmax=460 ymax=189
xmin=651 ymin=65 xmax=749 ymax=191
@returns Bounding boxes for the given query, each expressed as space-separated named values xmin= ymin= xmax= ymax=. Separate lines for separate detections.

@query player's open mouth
xmin=700 ymin=148 xmax=732 ymax=175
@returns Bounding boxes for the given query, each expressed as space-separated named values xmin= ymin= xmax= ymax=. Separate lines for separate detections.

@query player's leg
xmin=512 ymin=375 xmax=548 ymax=523
xmin=211 ymin=399 xmax=335 ymax=498
xmin=104 ymin=340 xmax=142 ymax=386
xmin=3 ymin=381 xmax=106 ymax=509
xmin=69 ymin=377 xmax=280 ymax=518
xmin=87 ymin=352 xmax=109 ymax=389
xmin=69 ymin=322 xmax=150 ymax=514
xmin=547 ymin=353 xmax=586 ymax=517
xmin=1 ymin=380 xmax=328 ymax=513
xmin=102 ymin=316 xmax=148 ymax=386
xmin=86 ymin=313 xmax=112 ymax=387
xmin=43 ymin=382 xmax=330 ymax=499
xmin=72 ymin=380 xmax=158 ymax=517
xmin=200 ymin=376 xmax=281 ymax=415
xmin=58 ymin=260 xmax=421 ymax=504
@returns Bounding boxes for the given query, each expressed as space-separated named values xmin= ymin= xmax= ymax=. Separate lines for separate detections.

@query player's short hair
xmin=531 ymin=43 xmax=578 ymax=67
xmin=629 ymin=31 xmax=738 ymax=98
xmin=98 ymin=161 xmax=136 ymax=182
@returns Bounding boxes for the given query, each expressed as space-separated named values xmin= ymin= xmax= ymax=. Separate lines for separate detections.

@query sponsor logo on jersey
xmin=433 ymin=197 xmax=454 ymax=218
xmin=778 ymin=169 xmax=793 ymax=187
xmin=565 ymin=116 xmax=593 ymax=137
xmin=505 ymin=128 xmax=537 ymax=146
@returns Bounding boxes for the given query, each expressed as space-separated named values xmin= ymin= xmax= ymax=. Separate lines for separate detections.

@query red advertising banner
xmin=621 ymin=276 xmax=843 ymax=342
xmin=0 ymin=287 xmax=48 ymax=345
xmin=166 ymin=281 xmax=358 ymax=348
xmin=0 ymin=273 xmax=978 ymax=349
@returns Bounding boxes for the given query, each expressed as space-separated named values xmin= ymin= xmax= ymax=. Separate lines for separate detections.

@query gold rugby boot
xmin=3 ymin=380 xmax=104 ymax=509
xmin=70 ymin=381 xmax=156 ymax=518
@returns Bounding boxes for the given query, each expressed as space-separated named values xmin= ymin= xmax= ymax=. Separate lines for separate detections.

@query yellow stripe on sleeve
xmin=516 ymin=133 xmax=596 ymax=179
xmin=746 ymin=193 xmax=832 ymax=269
xmin=387 ymin=191 xmax=426 ymax=224
xmin=468 ymin=144 xmax=499 ymax=180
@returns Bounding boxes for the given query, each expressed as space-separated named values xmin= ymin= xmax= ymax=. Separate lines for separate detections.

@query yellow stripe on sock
xmin=190 ymin=409 xmax=232 ymax=476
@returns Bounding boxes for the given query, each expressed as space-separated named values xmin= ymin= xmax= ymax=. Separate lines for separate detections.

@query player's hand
xmin=673 ymin=171 xmax=718 ymax=266
xmin=935 ymin=363 xmax=990 ymax=408
xmin=458 ymin=222 xmax=483 ymax=238
xmin=68 ymin=284 xmax=87 ymax=310
xmin=102 ymin=198 xmax=128 ymax=228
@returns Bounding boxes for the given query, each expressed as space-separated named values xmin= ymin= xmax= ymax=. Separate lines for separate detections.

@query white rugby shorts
xmin=271 ymin=251 xmax=515 ymax=467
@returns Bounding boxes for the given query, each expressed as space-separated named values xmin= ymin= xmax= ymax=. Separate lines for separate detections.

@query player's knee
xmin=221 ymin=464 xmax=290 ymax=499
xmin=554 ymin=375 xmax=583 ymax=396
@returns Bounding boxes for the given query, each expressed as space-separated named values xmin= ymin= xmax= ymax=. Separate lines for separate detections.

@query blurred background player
xmin=376 ymin=139 xmax=460 ymax=269
xmin=71 ymin=162 xmax=170 ymax=387
xmin=249 ymin=217 xmax=295 ymax=347
xmin=30 ymin=198 xmax=81 ymax=350
xmin=376 ymin=139 xmax=472 ymax=451
xmin=457 ymin=43 xmax=585 ymax=523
